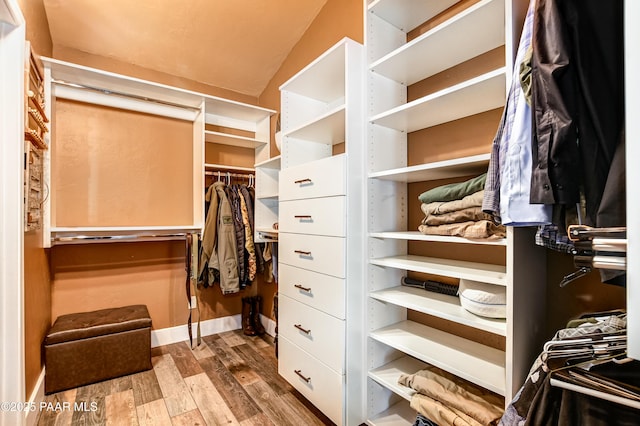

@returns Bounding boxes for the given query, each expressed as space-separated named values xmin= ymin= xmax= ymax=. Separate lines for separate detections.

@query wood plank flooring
xmin=38 ymin=330 xmax=334 ymax=426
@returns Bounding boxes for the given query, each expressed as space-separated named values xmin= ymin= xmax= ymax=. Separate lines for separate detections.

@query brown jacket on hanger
xmin=201 ymin=182 xmax=239 ymax=294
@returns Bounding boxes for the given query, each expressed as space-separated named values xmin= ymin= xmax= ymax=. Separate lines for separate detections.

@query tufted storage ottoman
xmin=44 ymin=305 xmax=152 ymax=394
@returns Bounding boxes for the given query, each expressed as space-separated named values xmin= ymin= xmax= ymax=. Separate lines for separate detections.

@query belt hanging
xmin=185 ymin=234 xmax=193 ymax=347
xmin=191 ymin=233 xmax=201 ymax=348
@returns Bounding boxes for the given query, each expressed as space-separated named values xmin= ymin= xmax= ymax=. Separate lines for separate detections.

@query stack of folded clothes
xmin=398 ymin=365 xmax=504 ymax=426
xmin=418 ymin=173 xmax=506 ymax=240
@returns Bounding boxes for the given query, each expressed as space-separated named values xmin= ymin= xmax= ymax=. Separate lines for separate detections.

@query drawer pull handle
xmin=294 ymin=215 xmax=312 ymax=219
xmin=294 ymin=369 xmax=311 ymax=383
xmin=294 ymin=178 xmax=312 ymax=184
xmin=294 ymin=284 xmax=312 ymax=292
xmin=294 ymin=324 xmax=311 ymax=334
xmin=294 ymin=250 xmax=311 ymax=256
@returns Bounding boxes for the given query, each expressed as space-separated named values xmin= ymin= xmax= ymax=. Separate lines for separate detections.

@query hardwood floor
xmin=38 ymin=330 xmax=334 ymax=426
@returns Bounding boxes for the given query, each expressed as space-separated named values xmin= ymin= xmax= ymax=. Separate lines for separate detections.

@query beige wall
xmin=18 ymin=0 xmax=52 ymax=56
xmin=54 ymin=46 xmax=257 ymax=105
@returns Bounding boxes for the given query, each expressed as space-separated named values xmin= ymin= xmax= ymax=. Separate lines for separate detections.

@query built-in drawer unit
xmin=279 ymin=263 xmax=346 ymax=319
xmin=278 ymin=337 xmax=344 ymax=425
xmin=279 ymin=294 xmax=345 ymax=373
xmin=279 ymin=196 xmax=346 ymax=237
xmin=279 ymin=154 xmax=346 ymax=201
xmin=279 ymin=233 xmax=346 ymax=278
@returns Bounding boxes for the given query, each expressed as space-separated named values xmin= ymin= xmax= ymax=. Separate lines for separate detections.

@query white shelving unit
xmin=254 ymin=155 xmax=280 ymax=242
xmin=40 ymin=57 xmax=274 ymax=246
xmin=365 ymin=0 xmax=546 ymax=424
xmin=277 ymin=37 xmax=365 ymax=426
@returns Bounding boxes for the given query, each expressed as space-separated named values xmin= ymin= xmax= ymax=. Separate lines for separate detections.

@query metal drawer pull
xmin=294 ymin=250 xmax=311 ymax=256
xmin=294 ymin=215 xmax=312 ymax=219
xmin=294 ymin=324 xmax=311 ymax=334
xmin=294 ymin=178 xmax=312 ymax=184
xmin=294 ymin=369 xmax=311 ymax=383
xmin=294 ymin=284 xmax=312 ymax=292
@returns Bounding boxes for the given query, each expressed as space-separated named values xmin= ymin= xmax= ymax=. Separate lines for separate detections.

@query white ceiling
xmin=43 ymin=0 xmax=327 ymax=97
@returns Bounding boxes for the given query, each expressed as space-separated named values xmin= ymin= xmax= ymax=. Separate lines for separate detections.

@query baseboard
xmin=260 ymin=314 xmax=277 ymax=338
xmin=151 ymin=314 xmax=241 ymax=347
xmin=25 ymin=368 xmax=45 ymax=426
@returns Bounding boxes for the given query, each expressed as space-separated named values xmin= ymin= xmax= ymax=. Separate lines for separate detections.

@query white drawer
xmin=279 ymin=233 xmax=345 ymax=278
xmin=279 ymin=337 xmax=344 ymax=426
xmin=279 ymin=264 xmax=345 ymax=319
xmin=279 ymin=196 xmax=346 ymax=237
xmin=280 ymin=155 xmax=346 ymax=201
xmin=279 ymin=295 xmax=345 ymax=372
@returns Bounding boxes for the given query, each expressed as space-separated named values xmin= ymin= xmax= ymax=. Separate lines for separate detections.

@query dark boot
xmin=242 ymin=297 xmax=256 ymax=336
xmin=252 ymin=296 xmax=266 ymax=336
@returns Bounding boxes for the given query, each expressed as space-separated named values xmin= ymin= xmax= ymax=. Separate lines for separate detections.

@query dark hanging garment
xmin=226 ymin=185 xmax=246 ymax=287
xmin=530 ymin=0 xmax=625 ymax=227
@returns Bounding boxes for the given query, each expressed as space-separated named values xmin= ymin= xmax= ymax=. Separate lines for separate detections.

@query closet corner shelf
xmin=368 ymin=154 xmax=490 ymax=183
xmin=256 ymin=228 xmax=278 ymax=240
xmin=368 ymin=356 xmax=428 ymax=402
xmin=370 ymin=286 xmax=507 ymax=336
xmin=283 ymin=104 xmax=346 ymax=144
xmin=254 ymin=155 xmax=281 ymax=169
xmin=370 ymin=255 xmax=507 ymax=286
xmin=370 ymin=67 xmax=506 ymax=133
xmin=279 ymin=37 xmax=353 ymax=103
xmin=367 ymin=0 xmax=459 ymax=34
xmin=370 ymin=320 xmax=506 ymax=396
xmin=370 ymin=0 xmax=505 ymax=85
xmin=366 ymin=400 xmax=415 ymax=426
xmin=204 ymin=130 xmax=266 ymax=148
xmin=369 ymin=231 xmax=506 ymax=246
xmin=50 ymin=225 xmax=200 ymax=245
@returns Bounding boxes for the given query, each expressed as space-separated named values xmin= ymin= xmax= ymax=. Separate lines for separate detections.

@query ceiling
xmin=42 ymin=0 xmax=327 ymax=97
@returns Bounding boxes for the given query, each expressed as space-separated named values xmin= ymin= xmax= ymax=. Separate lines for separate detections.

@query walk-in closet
xmin=1 ymin=0 xmax=638 ymax=425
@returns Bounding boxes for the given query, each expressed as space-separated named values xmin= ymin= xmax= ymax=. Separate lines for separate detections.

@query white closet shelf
xmin=369 ymin=231 xmax=506 ymax=246
xmin=368 ymin=356 xmax=428 ymax=402
xmin=368 ymin=153 xmax=490 ymax=183
xmin=366 ymin=401 xmax=415 ymax=426
xmin=370 ymin=320 xmax=506 ymax=395
xmin=370 ymin=286 xmax=507 ymax=336
xmin=283 ymin=104 xmax=346 ymax=144
xmin=203 ymin=96 xmax=274 ymax=124
xmin=41 ymin=57 xmax=274 ymax=122
xmin=370 ymin=0 xmax=505 ymax=85
xmin=256 ymin=193 xmax=278 ymax=200
xmin=254 ymin=155 xmax=281 ymax=169
xmin=367 ymin=0 xmax=458 ymax=33
xmin=370 ymin=255 xmax=507 ymax=286
xmin=370 ymin=68 xmax=506 ymax=133
xmin=204 ymin=130 xmax=266 ymax=148
xmin=279 ymin=37 xmax=353 ymax=103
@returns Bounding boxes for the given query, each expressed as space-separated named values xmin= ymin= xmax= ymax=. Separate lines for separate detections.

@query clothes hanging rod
xmin=205 ymin=171 xmax=254 ymax=178
xmin=52 ymin=79 xmax=202 ymax=112
xmin=51 ymin=232 xmax=197 ymax=245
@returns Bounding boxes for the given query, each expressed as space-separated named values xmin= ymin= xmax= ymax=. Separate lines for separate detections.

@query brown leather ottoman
xmin=44 ymin=305 xmax=152 ymax=394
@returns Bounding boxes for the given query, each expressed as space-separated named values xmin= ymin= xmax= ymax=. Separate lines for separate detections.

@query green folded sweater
xmin=418 ymin=173 xmax=487 ymax=204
